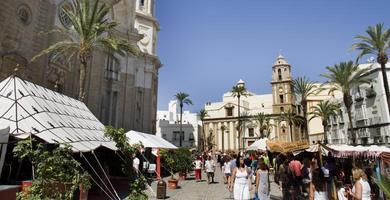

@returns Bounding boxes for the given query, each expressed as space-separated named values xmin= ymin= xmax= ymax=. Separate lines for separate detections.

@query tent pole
xmin=157 ymin=148 xmax=161 ymax=180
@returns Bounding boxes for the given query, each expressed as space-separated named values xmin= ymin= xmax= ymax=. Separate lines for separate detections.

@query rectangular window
xmin=189 ymin=133 xmax=194 ymax=141
xmin=226 ymin=107 xmax=233 ymax=117
xmin=248 ymin=128 xmax=254 ymax=137
xmin=278 ymin=69 xmax=282 ymax=81
xmin=173 ymin=131 xmax=183 ymax=141
xmin=279 ymin=95 xmax=284 ymax=103
xmin=104 ymin=55 xmax=119 ymax=81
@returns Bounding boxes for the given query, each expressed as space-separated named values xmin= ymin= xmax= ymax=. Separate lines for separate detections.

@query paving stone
xmin=146 ymin=165 xmax=283 ymax=200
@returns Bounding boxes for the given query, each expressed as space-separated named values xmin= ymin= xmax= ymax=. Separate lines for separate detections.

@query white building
xmin=156 ymin=100 xmax=201 ymax=148
xmin=203 ymin=80 xmax=277 ymax=151
xmin=327 ymin=62 xmax=390 ymax=145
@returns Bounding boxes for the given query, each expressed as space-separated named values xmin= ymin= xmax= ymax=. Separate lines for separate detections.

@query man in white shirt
xmin=133 ymin=156 xmax=140 ymax=173
xmin=205 ymin=156 xmax=215 ymax=184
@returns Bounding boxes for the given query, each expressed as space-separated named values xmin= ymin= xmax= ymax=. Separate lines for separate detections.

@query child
xmin=336 ymin=181 xmax=348 ymax=200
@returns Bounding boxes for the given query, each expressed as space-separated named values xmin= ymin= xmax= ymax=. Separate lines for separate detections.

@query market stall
xmin=266 ymin=140 xmax=310 ymax=154
xmin=125 ymin=130 xmax=177 ymax=179
xmin=246 ymin=138 xmax=268 ymax=151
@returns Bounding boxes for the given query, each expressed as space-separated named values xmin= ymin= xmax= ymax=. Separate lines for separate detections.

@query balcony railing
xmin=359 ymin=128 xmax=370 ymax=138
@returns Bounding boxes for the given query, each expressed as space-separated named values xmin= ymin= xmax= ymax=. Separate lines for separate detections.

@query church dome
xmin=274 ymin=54 xmax=289 ymax=65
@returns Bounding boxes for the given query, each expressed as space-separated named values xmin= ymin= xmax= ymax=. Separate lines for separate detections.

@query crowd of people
xmin=191 ymin=150 xmax=377 ymax=200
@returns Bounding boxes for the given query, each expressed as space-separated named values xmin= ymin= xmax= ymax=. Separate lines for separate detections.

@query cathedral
xmin=203 ymin=55 xmax=334 ymax=151
xmin=0 ymin=0 xmax=161 ymax=133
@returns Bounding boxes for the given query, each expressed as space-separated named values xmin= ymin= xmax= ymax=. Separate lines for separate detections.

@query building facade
xmin=0 ymin=0 xmax=161 ymax=133
xmin=203 ymin=80 xmax=276 ymax=151
xmin=156 ymin=100 xmax=201 ymax=148
xmin=327 ymin=62 xmax=390 ymax=145
xmin=203 ymin=55 xmax=336 ymax=151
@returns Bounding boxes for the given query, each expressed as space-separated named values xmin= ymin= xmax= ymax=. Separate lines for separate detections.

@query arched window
xmin=278 ymin=68 xmax=282 ymax=80
xmin=58 ymin=1 xmax=72 ymax=29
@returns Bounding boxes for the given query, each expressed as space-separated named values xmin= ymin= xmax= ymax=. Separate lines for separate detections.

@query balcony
xmin=366 ymin=88 xmax=376 ymax=98
xmin=369 ymin=117 xmax=381 ymax=125
xmin=358 ymin=128 xmax=370 ymax=138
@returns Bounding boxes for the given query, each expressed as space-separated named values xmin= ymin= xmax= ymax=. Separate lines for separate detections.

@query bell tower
xmin=271 ymin=54 xmax=296 ymax=141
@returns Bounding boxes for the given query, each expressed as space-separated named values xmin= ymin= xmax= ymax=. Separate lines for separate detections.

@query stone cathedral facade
xmin=203 ymin=55 xmax=336 ymax=151
xmin=0 ymin=0 xmax=161 ymax=133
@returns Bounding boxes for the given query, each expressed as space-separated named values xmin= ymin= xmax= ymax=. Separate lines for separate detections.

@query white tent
xmin=126 ymin=130 xmax=177 ymax=149
xmin=246 ymin=138 xmax=268 ymax=151
xmin=0 ymin=76 xmax=117 ymax=152
xmin=327 ymin=144 xmax=390 ymax=157
xmin=303 ymin=144 xmax=329 ymax=155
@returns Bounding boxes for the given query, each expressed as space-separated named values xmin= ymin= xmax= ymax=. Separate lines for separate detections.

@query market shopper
xmin=347 ymin=168 xmax=371 ymax=200
xmin=205 ymin=156 xmax=216 ymax=184
xmin=289 ymin=157 xmax=303 ymax=196
xmin=229 ymin=155 xmax=252 ymax=200
xmin=255 ymin=162 xmax=270 ymax=200
xmin=194 ymin=156 xmax=203 ymax=182
xmin=279 ymin=159 xmax=291 ymax=200
xmin=223 ymin=156 xmax=232 ymax=184
xmin=309 ymin=168 xmax=328 ymax=200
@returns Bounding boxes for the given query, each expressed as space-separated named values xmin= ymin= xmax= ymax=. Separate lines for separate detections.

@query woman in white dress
xmin=229 ymin=156 xmax=252 ymax=200
xmin=309 ymin=168 xmax=328 ymax=200
xmin=255 ymin=161 xmax=270 ymax=200
xmin=347 ymin=168 xmax=371 ymax=200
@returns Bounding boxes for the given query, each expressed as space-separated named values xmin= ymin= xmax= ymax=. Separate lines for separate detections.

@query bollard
xmin=156 ymin=180 xmax=167 ymax=199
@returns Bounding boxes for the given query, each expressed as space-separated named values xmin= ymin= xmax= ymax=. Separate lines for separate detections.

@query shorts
xmin=207 ymin=172 xmax=214 ymax=178
xmin=225 ymin=173 xmax=231 ymax=177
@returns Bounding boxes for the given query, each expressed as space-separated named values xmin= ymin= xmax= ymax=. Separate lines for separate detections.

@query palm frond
xmin=31 ymin=41 xmax=79 ymax=62
xmin=352 ymin=23 xmax=390 ymax=63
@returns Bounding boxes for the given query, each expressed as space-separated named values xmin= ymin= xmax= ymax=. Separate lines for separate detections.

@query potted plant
xmin=160 ymin=150 xmax=179 ymax=189
xmin=176 ymin=148 xmax=192 ymax=180
xmin=13 ymin=139 xmax=91 ymax=200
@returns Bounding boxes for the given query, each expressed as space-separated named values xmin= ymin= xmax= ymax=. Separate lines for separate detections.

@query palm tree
xmin=278 ymin=109 xmax=305 ymax=142
xmin=231 ymin=84 xmax=250 ymax=150
xmin=32 ymin=0 xmax=138 ymax=101
xmin=263 ymin=118 xmax=273 ymax=138
xmin=293 ymin=76 xmax=320 ymax=140
xmin=254 ymin=112 xmax=270 ymax=138
xmin=352 ymin=23 xmax=390 ymax=113
xmin=220 ymin=124 xmax=227 ymax=152
xmin=322 ymin=61 xmax=370 ymax=145
xmin=174 ymin=92 xmax=193 ymax=147
xmin=309 ymin=100 xmax=340 ymax=144
xmin=198 ymin=109 xmax=208 ymax=151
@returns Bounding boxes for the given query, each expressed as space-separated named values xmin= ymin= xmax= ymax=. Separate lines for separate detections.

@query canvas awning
xmin=0 ymin=76 xmax=117 ymax=152
xmin=126 ymin=130 xmax=177 ymax=149
xmin=326 ymin=144 xmax=390 ymax=158
xmin=246 ymin=138 xmax=268 ymax=151
xmin=266 ymin=140 xmax=310 ymax=153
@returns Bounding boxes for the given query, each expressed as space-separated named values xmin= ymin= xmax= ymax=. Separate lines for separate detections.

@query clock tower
xmin=271 ymin=54 xmax=297 ymax=142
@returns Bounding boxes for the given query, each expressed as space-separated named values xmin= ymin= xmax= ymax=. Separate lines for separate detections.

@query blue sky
xmin=156 ymin=0 xmax=390 ymax=112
